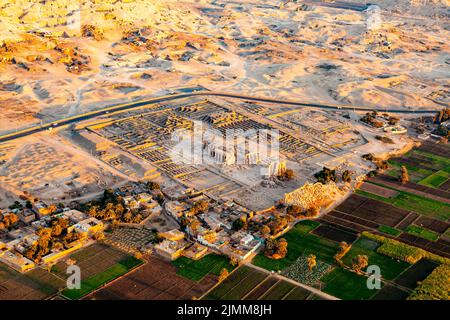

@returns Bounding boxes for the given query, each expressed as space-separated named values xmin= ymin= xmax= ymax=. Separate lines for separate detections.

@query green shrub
xmin=408 ymin=264 xmax=450 ymax=300
xmin=361 ymin=232 xmax=450 ymax=265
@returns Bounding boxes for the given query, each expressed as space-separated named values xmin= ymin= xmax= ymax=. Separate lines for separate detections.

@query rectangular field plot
xmin=259 ymin=281 xmax=297 ymax=300
xmin=311 ymin=224 xmax=358 ymax=243
xmin=243 ymin=277 xmax=279 ymax=300
xmin=357 ymin=188 xmax=450 ymax=221
xmin=283 ymin=286 xmax=315 ymax=300
xmin=52 ymin=243 xmax=133 ymax=281
xmin=378 ymin=225 xmax=402 ymax=237
xmin=397 ymin=233 xmax=450 ymax=258
xmin=172 ymin=254 xmax=235 ymax=282
xmin=393 ymin=259 xmax=438 ymax=290
xmin=419 ymin=170 xmax=449 ymax=189
xmin=405 ymin=225 xmax=439 ymax=242
xmin=333 ymin=193 xmax=409 ymax=228
xmin=204 ymin=266 xmax=267 ymax=300
xmin=252 ymin=221 xmax=339 ymax=271
xmin=342 ymin=237 xmax=410 ymax=281
xmin=415 ymin=216 xmax=449 ymax=234
xmin=205 ymin=266 xmax=315 ymax=300
xmin=359 ymin=182 xmax=399 ymax=198
xmin=62 ymin=255 xmax=143 ymax=300
xmin=90 ymin=255 xmax=217 ymax=300
xmin=320 ymin=268 xmax=377 ymax=300
xmin=0 ymin=265 xmax=65 ymax=300
xmin=371 ymin=285 xmax=410 ymax=300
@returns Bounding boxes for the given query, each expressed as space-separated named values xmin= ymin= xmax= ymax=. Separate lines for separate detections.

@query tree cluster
xmin=314 ymin=167 xmax=337 ymax=184
xmin=24 ymin=217 xmax=85 ymax=263
xmin=360 ymin=112 xmax=384 ymax=128
xmin=187 ymin=200 xmax=209 ymax=216
xmin=277 ymin=169 xmax=294 ymax=181
xmin=0 ymin=212 xmax=19 ymax=230
xmin=264 ymin=238 xmax=288 ymax=259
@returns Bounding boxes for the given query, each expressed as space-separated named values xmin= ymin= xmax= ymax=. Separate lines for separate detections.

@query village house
xmin=182 ymin=243 xmax=208 ymax=260
xmin=159 ymin=229 xmax=185 ymax=242
xmin=165 ymin=201 xmax=188 ymax=219
xmin=32 ymin=201 xmax=53 ymax=218
xmin=61 ymin=209 xmax=88 ymax=224
xmin=41 ymin=241 xmax=83 ymax=265
xmin=68 ymin=217 xmax=104 ymax=236
xmin=18 ymin=209 xmax=36 ymax=224
xmin=0 ymin=249 xmax=35 ymax=272
xmin=154 ymin=239 xmax=189 ymax=260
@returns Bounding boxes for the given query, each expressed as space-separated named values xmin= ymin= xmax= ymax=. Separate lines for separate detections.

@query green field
xmin=0 ymin=264 xmax=66 ymax=299
xmin=259 ymin=281 xmax=296 ymax=300
xmin=387 ymin=160 xmax=433 ymax=183
xmin=204 ymin=266 xmax=265 ymax=300
xmin=204 ymin=266 xmax=315 ymax=300
xmin=342 ymin=237 xmax=410 ymax=280
xmin=320 ymin=268 xmax=378 ymax=300
xmin=252 ymin=220 xmax=339 ymax=271
xmin=172 ymin=254 xmax=235 ymax=282
xmin=413 ymin=150 xmax=450 ymax=169
xmin=378 ymin=225 xmax=402 ymax=237
xmin=388 ymin=149 xmax=450 ymax=185
xmin=356 ymin=188 xmax=450 ymax=221
xmin=419 ymin=170 xmax=449 ymax=188
xmin=406 ymin=225 xmax=440 ymax=242
xmin=62 ymin=256 xmax=143 ymax=300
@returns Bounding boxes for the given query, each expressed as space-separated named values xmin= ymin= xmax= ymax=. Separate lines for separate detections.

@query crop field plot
xmin=405 ymin=225 xmax=439 ymax=242
xmin=332 ymin=193 xmax=410 ymax=228
xmin=204 ymin=266 xmax=315 ymax=300
xmin=378 ymin=225 xmax=402 ymax=237
xmin=419 ymin=170 xmax=450 ymax=189
xmin=62 ymin=256 xmax=143 ymax=300
xmin=172 ymin=254 xmax=235 ymax=282
xmin=371 ymin=285 xmax=410 ymax=300
xmin=0 ymin=265 xmax=65 ymax=300
xmin=51 ymin=244 xmax=143 ymax=300
xmin=89 ymin=255 xmax=216 ymax=300
xmin=342 ymin=237 xmax=410 ymax=281
xmin=393 ymin=259 xmax=438 ymax=290
xmin=357 ymin=187 xmax=450 ymax=221
xmin=415 ymin=142 xmax=450 ymax=164
xmin=204 ymin=266 xmax=267 ymax=300
xmin=282 ymin=255 xmax=334 ymax=287
xmin=252 ymin=220 xmax=339 ymax=271
xmin=320 ymin=268 xmax=377 ymax=300
xmin=359 ymin=182 xmax=399 ymax=198
xmin=372 ymin=145 xmax=450 ymax=202
xmin=311 ymin=223 xmax=358 ymax=243
xmin=415 ymin=216 xmax=449 ymax=234
xmin=52 ymin=243 xmax=133 ymax=281
xmin=397 ymin=233 xmax=450 ymax=259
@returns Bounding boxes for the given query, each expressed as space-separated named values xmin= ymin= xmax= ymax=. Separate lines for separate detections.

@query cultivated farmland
xmin=204 ymin=266 xmax=317 ymax=300
xmin=88 ymin=255 xmax=216 ymax=300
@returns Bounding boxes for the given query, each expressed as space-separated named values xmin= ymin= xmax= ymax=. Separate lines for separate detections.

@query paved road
xmin=0 ymin=91 xmax=442 ymax=143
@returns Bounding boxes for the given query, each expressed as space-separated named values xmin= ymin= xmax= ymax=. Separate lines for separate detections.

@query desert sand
xmin=0 ymin=0 xmax=448 ymax=135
